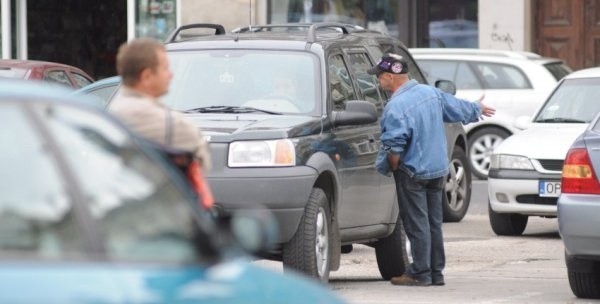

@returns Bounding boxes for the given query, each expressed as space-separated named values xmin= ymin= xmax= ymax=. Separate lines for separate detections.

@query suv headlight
xmin=490 ymin=154 xmax=534 ymax=170
xmin=228 ymin=139 xmax=296 ymax=167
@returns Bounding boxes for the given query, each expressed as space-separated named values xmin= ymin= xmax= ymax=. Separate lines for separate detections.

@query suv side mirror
xmin=435 ymin=80 xmax=457 ymax=95
xmin=332 ymin=100 xmax=378 ymax=126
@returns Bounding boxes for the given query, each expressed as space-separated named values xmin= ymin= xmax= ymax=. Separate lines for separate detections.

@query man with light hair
xmin=109 ymin=37 xmax=210 ymax=170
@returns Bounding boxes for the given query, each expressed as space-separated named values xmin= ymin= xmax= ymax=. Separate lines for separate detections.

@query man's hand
xmin=477 ymin=94 xmax=495 ymax=118
xmin=387 ymin=152 xmax=400 ymax=171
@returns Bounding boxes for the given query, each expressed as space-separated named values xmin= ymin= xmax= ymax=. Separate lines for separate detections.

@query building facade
xmin=0 ymin=1 xmax=593 ymax=80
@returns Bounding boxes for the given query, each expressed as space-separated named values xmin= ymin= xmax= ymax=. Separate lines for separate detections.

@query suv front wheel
xmin=283 ymin=188 xmax=332 ymax=282
xmin=443 ymin=146 xmax=472 ymax=222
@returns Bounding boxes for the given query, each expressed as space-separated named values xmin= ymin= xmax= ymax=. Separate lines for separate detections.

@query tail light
xmin=561 ymin=148 xmax=600 ymax=194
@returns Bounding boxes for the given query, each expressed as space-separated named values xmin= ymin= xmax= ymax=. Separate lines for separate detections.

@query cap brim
xmin=367 ymin=66 xmax=381 ymax=75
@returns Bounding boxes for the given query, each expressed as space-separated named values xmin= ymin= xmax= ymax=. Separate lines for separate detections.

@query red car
xmin=0 ymin=59 xmax=93 ymax=89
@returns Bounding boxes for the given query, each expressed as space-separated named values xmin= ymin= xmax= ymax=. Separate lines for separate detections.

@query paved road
xmin=255 ymin=180 xmax=595 ymax=303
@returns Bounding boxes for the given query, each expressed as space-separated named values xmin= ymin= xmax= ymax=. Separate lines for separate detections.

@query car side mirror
xmin=332 ymin=100 xmax=378 ymax=126
xmin=435 ymin=79 xmax=456 ymax=95
xmin=513 ymin=115 xmax=532 ymax=130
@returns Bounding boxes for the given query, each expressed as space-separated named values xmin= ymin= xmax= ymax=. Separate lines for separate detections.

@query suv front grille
xmin=537 ymin=159 xmax=564 ymax=171
xmin=516 ymin=195 xmax=557 ymax=205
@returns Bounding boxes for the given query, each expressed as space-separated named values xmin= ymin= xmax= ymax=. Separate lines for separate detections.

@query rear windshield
xmin=543 ymin=62 xmax=572 ymax=81
xmin=165 ymin=50 xmax=321 ymax=115
xmin=534 ymin=77 xmax=600 ymax=123
xmin=0 ymin=67 xmax=28 ymax=79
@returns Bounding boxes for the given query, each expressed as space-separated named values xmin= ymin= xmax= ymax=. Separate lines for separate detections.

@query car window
xmin=417 ymin=60 xmax=481 ymax=90
xmin=84 ymin=85 xmax=118 ymax=107
xmin=38 ymin=103 xmax=204 ymax=263
xmin=473 ymin=62 xmax=531 ymax=89
xmin=345 ymin=52 xmax=385 ymax=109
xmin=329 ymin=54 xmax=357 ymax=110
xmin=44 ymin=70 xmax=72 ymax=87
xmin=0 ymin=102 xmax=85 ymax=259
xmin=535 ymin=78 xmax=600 ymax=123
xmin=543 ymin=62 xmax=572 ymax=81
xmin=166 ymin=50 xmax=319 ymax=115
xmin=594 ymin=115 xmax=600 ymax=132
xmin=71 ymin=73 xmax=93 ymax=88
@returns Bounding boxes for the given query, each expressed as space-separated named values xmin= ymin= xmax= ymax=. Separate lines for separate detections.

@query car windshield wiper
xmin=183 ymin=106 xmax=282 ymax=115
xmin=535 ymin=117 xmax=586 ymax=123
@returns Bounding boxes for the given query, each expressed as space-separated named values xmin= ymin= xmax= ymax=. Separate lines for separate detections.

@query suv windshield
xmin=534 ymin=77 xmax=600 ymax=123
xmin=164 ymin=50 xmax=321 ymax=115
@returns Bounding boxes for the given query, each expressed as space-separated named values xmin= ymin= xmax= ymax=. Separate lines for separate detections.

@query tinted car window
xmin=38 ymin=103 xmax=202 ymax=263
xmin=346 ymin=52 xmax=385 ymax=108
xmin=0 ymin=103 xmax=84 ymax=259
xmin=71 ymin=73 xmax=92 ymax=88
xmin=535 ymin=78 xmax=600 ymax=123
xmin=329 ymin=54 xmax=356 ymax=110
xmin=44 ymin=70 xmax=72 ymax=87
xmin=544 ymin=62 xmax=572 ymax=81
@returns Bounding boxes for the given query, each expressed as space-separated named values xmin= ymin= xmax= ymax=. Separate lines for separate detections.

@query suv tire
xmin=283 ymin=188 xmax=331 ymax=282
xmin=443 ymin=146 xmax=471 ymax=222
xmin=488 ymin=202 xmax=528 ymax=236
xmin=374 ymin=216 xmax=408 ymax=280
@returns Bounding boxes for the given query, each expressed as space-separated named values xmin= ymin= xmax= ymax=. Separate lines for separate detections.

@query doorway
xmin=535 ymin=0 xmax=600 ymax=70
xmin=27 ymin=1 xmax=127 ymax=79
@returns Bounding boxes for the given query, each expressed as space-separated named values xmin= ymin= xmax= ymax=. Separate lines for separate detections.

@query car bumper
xmin=207 ymin=166 xmax=318 ymax=243
xmin=559 ymin=194 xmax=600 ymax=258
xmin=488 ymin=169 xmax=559 ymax=216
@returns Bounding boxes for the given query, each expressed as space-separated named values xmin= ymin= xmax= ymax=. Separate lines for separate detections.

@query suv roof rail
xmin=231 ymin=22 xmax=357 ymax=43
xmin=409 ymin=48 xmax=542 ymax=59
xmin=165 ymin=23 xmax=226 ymax=43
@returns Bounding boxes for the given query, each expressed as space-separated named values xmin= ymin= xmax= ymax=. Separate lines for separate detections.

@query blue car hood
xmin=0 ymin=260 xmax=344 ymax=303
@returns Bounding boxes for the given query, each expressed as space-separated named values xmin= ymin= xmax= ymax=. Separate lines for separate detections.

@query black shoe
xmin=432 ymin=278 xmax=445 ymax=286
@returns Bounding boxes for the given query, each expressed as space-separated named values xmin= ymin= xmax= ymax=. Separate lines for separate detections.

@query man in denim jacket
xmin=369 ymin=53 xmax=495 ymax=286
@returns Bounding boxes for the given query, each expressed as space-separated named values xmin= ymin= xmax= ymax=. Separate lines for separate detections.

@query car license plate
xmin=539 ymin=180 xmax=561 ymax=197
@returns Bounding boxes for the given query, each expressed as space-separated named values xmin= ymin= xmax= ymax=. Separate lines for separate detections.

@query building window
xmin=428 ymin=0 xmax=478 ymax=48
xmin=136 ymin=0 xmax=177 ymax=40
xmin=269 ymin=0 xmax=400 ymax=38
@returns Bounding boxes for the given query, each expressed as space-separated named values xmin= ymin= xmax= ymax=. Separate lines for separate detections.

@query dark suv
xmin=99 ymin=23 xmax=471 ymax=282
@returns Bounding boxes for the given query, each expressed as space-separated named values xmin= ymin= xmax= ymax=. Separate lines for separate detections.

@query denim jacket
xmin=376 ymin=80 xmax=481 ymax=179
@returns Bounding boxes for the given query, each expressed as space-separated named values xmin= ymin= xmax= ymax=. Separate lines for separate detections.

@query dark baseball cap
xmin=367 ymin=53 xmax=409 ymax=76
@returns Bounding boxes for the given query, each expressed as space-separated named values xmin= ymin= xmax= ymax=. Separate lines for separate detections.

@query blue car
xmin=72 ymin=75 xmax=121 ymax=107
xmin=0 ymin=80 xmax=345 ymax=304
xmin=558 ymin=111 xmax=600 ymax=300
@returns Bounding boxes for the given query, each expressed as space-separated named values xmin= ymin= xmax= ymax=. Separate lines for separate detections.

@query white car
xmin=487 ymin=67 xmax=600 ymax=236
xmin=411 ymin=48 xmax=572 ymax=179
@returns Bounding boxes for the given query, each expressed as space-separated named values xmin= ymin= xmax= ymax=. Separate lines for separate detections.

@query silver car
xmin=558 ymin=112 xmax=600 ymax=299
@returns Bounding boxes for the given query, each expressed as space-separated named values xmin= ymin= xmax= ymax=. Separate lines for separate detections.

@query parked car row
xmin=0 ymin=59 xmax=94 ymax=89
